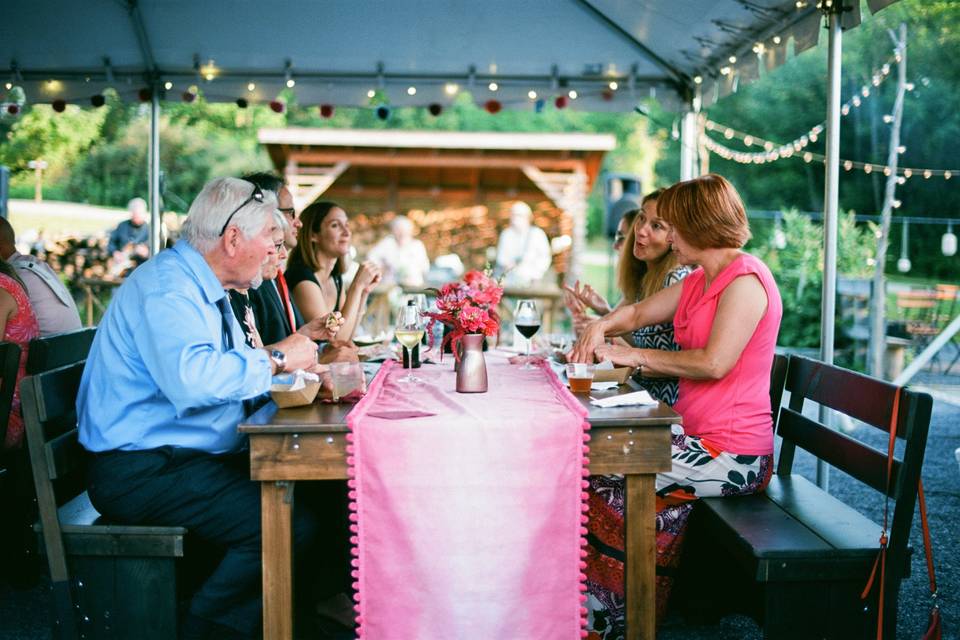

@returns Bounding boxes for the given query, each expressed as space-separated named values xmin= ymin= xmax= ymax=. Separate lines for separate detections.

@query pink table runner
xmin=346 ymin=352 xmax=590 ymax=639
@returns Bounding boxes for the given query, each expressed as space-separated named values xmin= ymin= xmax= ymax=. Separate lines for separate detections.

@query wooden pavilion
xmin=258 ymin=128 xmax=615 ymax=282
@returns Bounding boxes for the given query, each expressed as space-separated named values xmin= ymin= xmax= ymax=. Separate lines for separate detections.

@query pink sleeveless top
xmin=672 ymin=253 xmax=782 ymax=455
xmin=1 ymin=272 xmax=40 ymax=450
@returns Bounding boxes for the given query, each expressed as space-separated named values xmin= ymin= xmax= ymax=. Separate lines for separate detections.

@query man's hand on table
xmin=266 ymin=333 xmax=319 ymax=374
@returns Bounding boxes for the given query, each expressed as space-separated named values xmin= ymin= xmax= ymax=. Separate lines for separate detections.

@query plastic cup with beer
xmin=565 ymin=362 xmax=596 ymax=394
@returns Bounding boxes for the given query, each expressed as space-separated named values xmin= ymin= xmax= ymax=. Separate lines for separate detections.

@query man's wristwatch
xmin=269 ymin=349 xmax=287 ymax=374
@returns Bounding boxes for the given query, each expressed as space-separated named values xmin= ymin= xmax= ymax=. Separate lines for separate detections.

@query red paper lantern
xmin=138 ymin=88 xmax=153 ymax=102
xmin=5 ymin=103 xmax=19 ymax=116
xmin=90 ymin=94 xmax=106 ymax=108
xmin=554 ymin=95 xmax=568 ymax=109
xmin=428 ymin=103 xmax=443 ymax=117
xmin=484 ymin=100 xmax=502 ymax=114
xmin=601 ymin=89 xmax=614 ymax=101
xmin=269 ymin=100 xmax=285 ymax=113
xmin=235 ymin=98 xmax=248 ymax=109
xmin=319 ymin=104 xmax=334 ymax=118
xmin=375 ymin=105 xmax=391 ymax=120
xmin=52 ymin=99 xmax=67 ymax=113
xmin=182 ymin=90 xmax=196 ymax=103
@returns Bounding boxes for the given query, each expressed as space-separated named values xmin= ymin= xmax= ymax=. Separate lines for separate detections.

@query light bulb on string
xmin=943 ymin=222 xmax=957 ymax=257
xmin=897 ymin=220 xmax=911 ymax=273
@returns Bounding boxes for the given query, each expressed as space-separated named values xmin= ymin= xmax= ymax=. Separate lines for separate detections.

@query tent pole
xmin=679 ymin=100 xmax=699 ymax=181
xmin=149 ymin=85 xmax=161 ymax=256
xmin=817 ymin=5 xmax=843 ymax=490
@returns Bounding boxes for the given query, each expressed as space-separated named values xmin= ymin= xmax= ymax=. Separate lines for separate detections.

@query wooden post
xmin=625 ymin=474 xmax=657 ymax=640
xmin=262 ymin=481 xmax=294 ymax=640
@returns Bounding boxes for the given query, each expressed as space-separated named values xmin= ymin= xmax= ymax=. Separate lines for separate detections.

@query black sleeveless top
xmin=284 ymin=255 xmax=343 ymax=313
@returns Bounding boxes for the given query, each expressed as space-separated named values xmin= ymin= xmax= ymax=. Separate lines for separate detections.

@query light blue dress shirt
xmin=78 ymin=240 xmax=272 ymax=454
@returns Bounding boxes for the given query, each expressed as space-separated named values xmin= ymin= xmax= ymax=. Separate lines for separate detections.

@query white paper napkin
xmin=590 ymin=380 xmax=619 ymax=391
xmin=590 ymin=390 xmax=658 ymax=408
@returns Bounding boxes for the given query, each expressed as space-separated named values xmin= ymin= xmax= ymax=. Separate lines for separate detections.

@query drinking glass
xmin=330 ymin=361 xmax=364 ymax=402
xmin=395 ymin=299 xmax=425 ymax=383
xmin=514 ymin=299 xmax=541 ymax=370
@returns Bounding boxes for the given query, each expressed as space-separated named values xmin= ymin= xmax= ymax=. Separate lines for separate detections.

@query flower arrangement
xmin=424 ymin=269 xmax=503 ymax=359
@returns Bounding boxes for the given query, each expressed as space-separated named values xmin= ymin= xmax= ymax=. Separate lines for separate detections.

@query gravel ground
xmin=3 ymin=389 xmax=958 ymax=640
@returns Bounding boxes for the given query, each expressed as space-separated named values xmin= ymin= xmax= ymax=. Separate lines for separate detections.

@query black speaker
xmin=603 ymin=173 xmax=642 ymax=239
xmin=0 ymin=166 xmax=9 ymax=219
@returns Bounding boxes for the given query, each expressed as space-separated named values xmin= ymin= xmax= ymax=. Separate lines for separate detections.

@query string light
xmin=488 ymin=82 xmax=498 ymax=91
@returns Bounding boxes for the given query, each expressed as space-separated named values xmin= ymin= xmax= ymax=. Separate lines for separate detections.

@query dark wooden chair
xmin=25 ymin=327 xmax=97 ymax=375
xmin=681 ymin=354 xmax=933 ymax=639
xmin=21 ymin=361 xmax=186 ymax=639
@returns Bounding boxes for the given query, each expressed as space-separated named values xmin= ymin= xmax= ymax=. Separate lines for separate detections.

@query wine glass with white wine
xmin=514 ymin=299 xmax=541 ymax=370
xmin=395 ymin=299 xmax=425 ymax=383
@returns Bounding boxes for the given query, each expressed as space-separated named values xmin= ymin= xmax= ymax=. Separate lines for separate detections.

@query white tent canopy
xmin=1 ymin=0 xmax=897 ymax=112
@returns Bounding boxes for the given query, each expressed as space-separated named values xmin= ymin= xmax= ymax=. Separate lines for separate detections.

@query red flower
xmin=424 ymin=268 xmax=504 ymax=360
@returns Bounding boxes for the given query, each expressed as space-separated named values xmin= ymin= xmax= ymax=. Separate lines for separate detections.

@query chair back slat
xmin=35 ymin=362 xmax=85 ymax=425
xmin=785 ymin=354 xmax=904 ymax=436
xmin=26 ymin=328 xmax=96 ymax=375
xmin=769 ymin=354 xmax=788 ymax=430
xmin=45 ymin=430 xmax=85 ymax=481
xmin=777 ymin=408 xmax=900 ymax=496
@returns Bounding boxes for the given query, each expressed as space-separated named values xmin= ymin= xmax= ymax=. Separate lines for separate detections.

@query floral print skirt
xmin=584 ymin=424 xmax=774 ymax=640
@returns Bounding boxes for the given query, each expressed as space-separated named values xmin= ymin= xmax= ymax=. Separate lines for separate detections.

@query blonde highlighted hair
xmin=617 ymin=189 xmax=681 ymax=302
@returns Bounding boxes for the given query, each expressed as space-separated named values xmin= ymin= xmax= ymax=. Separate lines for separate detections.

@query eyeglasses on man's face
xmin=220 ymin=184 xmax=265 ymax=236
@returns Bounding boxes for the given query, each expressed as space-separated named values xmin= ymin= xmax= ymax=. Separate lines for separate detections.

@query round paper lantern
xmin=138 ymin=88 xmax=153 ymax=102
xmin=90 ymin=94 xmax=106 ymax=108
xmin=5 ymin=103 xmax=20 ymax=116
xmin=182 ymin=90 xmax=196 ymax=103
xmin=534 ymin=98 xmax=545 ymax=113
xmin=428 ymin=103 xmax=443 ymax=117
xmin=235 ymin=98 xmax=248 ymax=109
xmin=897 ymin=257 xmax=911 ymax=273
xmin=601 ymin=89 xmax=614 ymax=101
xmin=269 ymin=100 xmax=285 ymax=113
xmin=484 ymin=99 xmax=502 ymax=114
xmin=52 ymin=99 xmax=67 ymax=113
xmin=554 ymin=95 xmax=568 ymax=109
xmin=319 ymin=104 xmax=334 ymax=118
xmin=375 ymin=105 xmax=391 ymax=120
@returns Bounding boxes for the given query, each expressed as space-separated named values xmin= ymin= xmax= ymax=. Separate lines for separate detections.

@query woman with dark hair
xmin=571 ymin=175 xmax=782 ymax=635
xmin=0 ymin=258 xmax=40 ymax=450
xmin=285 ymin=201 xmax=381 ymax=343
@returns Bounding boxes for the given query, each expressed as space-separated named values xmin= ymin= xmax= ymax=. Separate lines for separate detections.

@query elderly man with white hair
xmin=78 ymin=177 xmax=320 ymax=639
xmin=367 ymin=214 xmax=431 ymax=286
xmin=495 ymin=201 xmax=552 ymax=286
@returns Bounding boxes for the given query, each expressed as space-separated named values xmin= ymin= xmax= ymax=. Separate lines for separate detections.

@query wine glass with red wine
xmin=514 ymin=299 xmax=541 ymax=370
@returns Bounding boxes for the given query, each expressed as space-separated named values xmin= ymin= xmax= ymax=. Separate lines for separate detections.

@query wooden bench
xmin=678 ymin=354 xmax=933 ymax=639
xmin=21 ymin=361 xmax=187 ymax=639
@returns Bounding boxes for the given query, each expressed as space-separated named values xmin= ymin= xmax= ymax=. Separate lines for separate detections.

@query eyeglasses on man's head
xmin=220 ymin=184 xmax=265 ymax=236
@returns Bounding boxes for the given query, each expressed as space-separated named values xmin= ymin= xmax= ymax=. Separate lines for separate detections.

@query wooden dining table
xmin=240 ymin=372 xmax=679 ymax=640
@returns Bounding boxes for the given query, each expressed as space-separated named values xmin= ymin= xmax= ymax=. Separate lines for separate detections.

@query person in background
xmin=286 ymin=201 xmax=381 ymax=344
xmin=569 ymin=175 xmax=782 ymax=635
xmin=366 ymin=215 xmax=431 ymax=287
xmin=107 ymin=197 xmax=151 ymax=262
xmin=0 ymin=217 xmax=82 ymax=336
xmin=495 ymin=201 xmax=552 ymax=286
xmin=563 ymin=199 xmax=640 ymax=332
xmin=78 ymin=177 xmax=320 ymax=640
xmin=0 ymin=258 xmax=40 ymax=450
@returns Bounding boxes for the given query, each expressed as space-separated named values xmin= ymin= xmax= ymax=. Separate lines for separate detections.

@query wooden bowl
xmin=270 ymin=381 xmax=321 ymax=408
